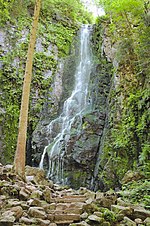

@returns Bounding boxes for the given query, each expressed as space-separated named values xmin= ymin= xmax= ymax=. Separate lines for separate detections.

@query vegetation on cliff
xmin=93 ymin=0 xmax=150 ymax=191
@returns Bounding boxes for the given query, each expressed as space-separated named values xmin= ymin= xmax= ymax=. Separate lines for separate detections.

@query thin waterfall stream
xmin=39 ymin=24 xmax=93 ymax=184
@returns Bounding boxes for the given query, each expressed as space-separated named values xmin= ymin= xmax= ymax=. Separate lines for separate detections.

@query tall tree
xmin=14 ymin=0 xmax=41 ymax=179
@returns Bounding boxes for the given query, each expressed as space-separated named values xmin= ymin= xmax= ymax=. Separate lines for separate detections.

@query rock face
xmin=31 ymin=26 xmax=113 ymax=190
xmin=0 ymin=164 xmax=149 ymax=226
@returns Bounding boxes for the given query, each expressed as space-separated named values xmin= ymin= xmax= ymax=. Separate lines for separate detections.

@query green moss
xmin=92 ymin=15 xmax=150 ymax=190
xmin=102 ymin=209 xmax=116 ymax=222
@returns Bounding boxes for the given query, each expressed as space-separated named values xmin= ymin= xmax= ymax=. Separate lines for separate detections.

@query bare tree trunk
xmin=14 ymin=0 xmax=41 ymax=179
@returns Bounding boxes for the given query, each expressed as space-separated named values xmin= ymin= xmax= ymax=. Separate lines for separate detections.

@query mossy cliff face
xmin=0 ymin=0 xmax=92 ymax=164
xmin=32 ymin=24 xmax=113 ymax=189
xmin=93 ymin=17 xmax=150 ymax=191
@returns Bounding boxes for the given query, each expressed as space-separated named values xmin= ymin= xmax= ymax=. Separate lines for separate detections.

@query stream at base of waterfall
xmin=39 ymin=24 xmax=93 ymax=184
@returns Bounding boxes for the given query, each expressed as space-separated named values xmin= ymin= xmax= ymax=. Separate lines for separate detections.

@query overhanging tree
xmin=14 ymin=0 xmax=41 ymax=179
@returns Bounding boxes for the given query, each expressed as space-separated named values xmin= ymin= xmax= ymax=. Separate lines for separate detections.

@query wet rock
xmin=43 ymin=187 xmax=52 ymax=203
xmin=95 ymin=191 xmax=104 ymax=200
xmin=78 ymin=187 xmax=88 ymax=195
xmin=28 ymin=206 xmax=47 ymax=219
xmin=25 ymin=165 xmax=45 ymax=177
xmin=30 ymin=189 xmax=43 ymax=199
xmin=2 ymin=210 xmax=15 ymax=218
xmin=88 ymin=214 xmax=104 ymax=223
xmin=133 ymin=208 xmax=150 ymax=220
xmin=80 ymin=212 xmax=88 ymax=219
xmin=19 ymin=187 xmax=30 ymax=201
xmin=27 ymin=198 xmax=42 ymax=206
xmin=86 ymin=198 xmax=93 ymax=204
xmin=19 ymin=216 xmax=37 ymax=225
xmin=36 ymin=218 xmax=51 ymax=226
xmin=21 ymin=202 xmax=29 ymax=210
xmin=11 ymin=206 xmax=23 ymax=220
xmin=85 ymin=190 xmax=95 ymax=200
xmin=25 ymin=165 xmax=52 ymax=186
xmin=43 ymin=203 xmax=56 ymax=213
xmin=134 ymin=218 xmax=143 ymax=224
xmin=69 ymin=221 xmax=90 ymax=226
xmin=25 ymin=184 xmax=37 ymax=193
xmin=0 ymin=216 xmax=15 ymax=226
xmin=93 ymin=211 xmax=103 ymax=217
xmin=97 ymin=195 xmax=117 ymax=209
xmin=123 ymin=216 xmax=136 ymax=226
xmin=111 ymin=205 xmax=133 ymax=216
xmin=144 ymin=217 xmax=150 ymax=225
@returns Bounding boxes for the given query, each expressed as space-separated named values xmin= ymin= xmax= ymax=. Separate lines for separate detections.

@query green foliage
xmin=41 ymin=0 xmax=93 ymax=24
xmin=102 ymin=209 xmax=116 ymax=222
xmin=121 ymin=180 xmax=150 ymax=209
xmin=0 ymin=0 xmax=14 ymax=26
xmin=99 ymin=0 xmax=143 ymax=16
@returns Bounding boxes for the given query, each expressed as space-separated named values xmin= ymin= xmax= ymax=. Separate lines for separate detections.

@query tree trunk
xmin=14 ymin=0 xmax=41 ymax=179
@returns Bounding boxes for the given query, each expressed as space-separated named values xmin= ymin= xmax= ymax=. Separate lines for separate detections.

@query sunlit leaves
xmin=99 ymin=0 xmax=144 ymax=15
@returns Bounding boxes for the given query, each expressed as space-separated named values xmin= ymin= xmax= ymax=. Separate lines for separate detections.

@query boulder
xmin=111 ymin=205 xmax=133 ymax=216
xmin=7 ymin=199 xmax=23 ymax=207
xmin=30 ymin=189 xmax=43 ymax=199
xmin=25 ymin=165 xmax=45 ymax=178
xmin=19 ymin=187 xmax=30 ymax=201
xmin=27 ymin=198 xmax=42 ymax=206
xmin=0 ymin=210 xmax=15 ymax=226
xmin=88 ymin=214 xmax=104 ymax=223
xmin=134 ymin=218 xmax=143 ymax=224
xmin=121 ymin=170 xmax=144 ymax=184
xmin=69 ymin=221 xmax=90 ymax=226
xmin=36 ymin=218 xmax=51 ymax=226
xmin=0 ymin=216 xmax=15 ymax=226
xmin=84 ymin=190 xmax=95 ymax=200
xmin=19 ymin=216 xmax=36 ymax=225
xmin=95 ymin=191 xmax=104 ymax=200
xmin=80 ymin=212 xmax=88 ymax=219
xmin=11 ymin=206 xmax=23 ymax=220
xmin=78 ymin=187 xmax=88 ymax=195
xmin=123 ymin=216 xmax=136 ymax=226
xmin=25 ymin=165 xmax=53 ymax=187
xmin=43 ymin=203 xmax=56 ymax=212
xmin=93 ymin=211 xmax=103 ymax=217
xmin=43 ymin=187 xmax=52 ymax=203
xmin=28 ymin=206 xmax=47 ymax=219
xmin=96 ymin=192 xmax=117 ymax=209
xmin=132 ymin=208 xmax=150 ymax=220
xmin=144 ymin=217 xmax=150 ymax=225
xmin=2 ymin=210 xmax=15 ymax=218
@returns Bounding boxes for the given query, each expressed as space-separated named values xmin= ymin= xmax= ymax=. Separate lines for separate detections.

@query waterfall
xmin=39 ymin=24 xmax=93 ymax=184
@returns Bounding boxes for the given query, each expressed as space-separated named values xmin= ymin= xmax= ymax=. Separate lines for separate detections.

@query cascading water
xmin=39 ymin=24 xmax=93 ymax=184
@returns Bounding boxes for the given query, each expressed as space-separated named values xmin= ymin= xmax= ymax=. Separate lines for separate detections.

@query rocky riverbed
xmin=0 ymin=164 xmax=150 ymax=226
